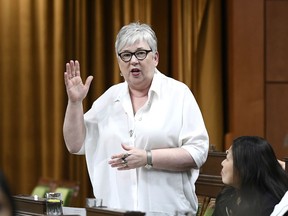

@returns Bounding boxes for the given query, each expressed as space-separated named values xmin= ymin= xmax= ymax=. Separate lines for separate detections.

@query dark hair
xmin=0 ymin=170 xmax=15 ymax=216
xmin=233 ymin=136 xmax=288 ymax=198
xmin=213 ymin=136 xmax=288 ymax=216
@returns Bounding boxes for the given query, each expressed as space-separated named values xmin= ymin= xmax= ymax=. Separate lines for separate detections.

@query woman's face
xmin=117 ymin=40 xmax=159 ymax=92
xmin=221 ymin=147 xmax=240 ymax=188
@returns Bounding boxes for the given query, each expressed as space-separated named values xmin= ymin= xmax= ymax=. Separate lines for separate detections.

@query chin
xmin=221 ymin=177 xmax=230 ymax=186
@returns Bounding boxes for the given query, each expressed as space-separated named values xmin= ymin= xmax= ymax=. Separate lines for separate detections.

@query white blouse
xmin=77 ymin=69 xmax=209 ymax=216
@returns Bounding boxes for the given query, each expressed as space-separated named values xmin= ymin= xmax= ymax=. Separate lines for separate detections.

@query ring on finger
xmin=122 ymin=159 xmax=128 ymax=168
xmin=122 ymin=158 xmax=127 ymax=164
xmin=122 ymin=153 xmax=131 ymax=160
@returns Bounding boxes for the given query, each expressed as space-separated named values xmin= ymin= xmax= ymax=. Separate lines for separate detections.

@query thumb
xmin=84 ymin=76 xmax=93 ymax=88
xmin=121 ymin=143 xmax=133 ymax=151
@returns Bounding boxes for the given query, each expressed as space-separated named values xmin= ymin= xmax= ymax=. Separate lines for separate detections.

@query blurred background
xmin=0 ymin=0 xmax=287 ymax=207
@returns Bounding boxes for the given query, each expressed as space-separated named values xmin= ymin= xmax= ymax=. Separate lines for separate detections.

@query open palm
xmin=64 ymin=60 xmax=93 ymax=102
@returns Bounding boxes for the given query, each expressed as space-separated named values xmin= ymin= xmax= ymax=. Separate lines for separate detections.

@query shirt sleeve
xmin=180 ymin=87 xmax=209 ymax=168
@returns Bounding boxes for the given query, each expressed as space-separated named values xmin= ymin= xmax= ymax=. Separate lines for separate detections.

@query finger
xmin=122 ymin=158 xmax=127 ymax=164
xmin=66 ymin=62 xmax=71 ymax=77
xmin=64 ymin=72 xmax=69 ymax=86
xmin=121 ymin=153 xmax=131 ymax=160
xmin=108 ymin=157 xmax=123 ymax=165
xmin=118 ymin=161 xmax=129 ymax=170
xmin=65 ymin=62 xmax=75 ymax=81
xmin=110 ymin=154 xmax=121 ymax=159
xmin=116 ymin=158 xmax=127 ymax=167
xmin=75 ymin=60 xmax=80 ymax=77
xmin=66 ymin=60 xmax=75 ymax=79
xmin=110 ymin=150 xmax=130 ymax=160
xmin=70 ymin=60 xmax=76 ymax=78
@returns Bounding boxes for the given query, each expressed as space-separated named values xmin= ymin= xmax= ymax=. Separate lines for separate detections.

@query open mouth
xmin=131 ymin=68 xmax=141 ymax=76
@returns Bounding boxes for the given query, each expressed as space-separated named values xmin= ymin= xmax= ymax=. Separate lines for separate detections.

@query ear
xmin=153 ymin=51 xmax=159 ymax=66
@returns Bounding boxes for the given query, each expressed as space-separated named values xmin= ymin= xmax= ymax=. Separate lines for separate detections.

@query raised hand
xmin=64 ymin=60 xmax=93 ymax=103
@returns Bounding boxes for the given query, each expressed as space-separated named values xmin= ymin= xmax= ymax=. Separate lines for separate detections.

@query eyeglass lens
xmin=119 ymin=50 xmax=152 ymax=62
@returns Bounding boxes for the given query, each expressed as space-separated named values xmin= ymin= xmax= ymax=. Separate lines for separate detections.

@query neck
xmin=129 ymin=88 xmax=149 ymax=98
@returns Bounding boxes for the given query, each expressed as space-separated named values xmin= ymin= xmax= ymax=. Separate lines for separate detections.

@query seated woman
xmin=212 ymin=136 xmax=288 ymax=216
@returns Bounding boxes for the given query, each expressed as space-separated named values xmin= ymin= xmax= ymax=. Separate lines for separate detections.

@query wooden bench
xmin=196 ymin=151 xmax=225 ymax=198
xmin=195 ymin=151 xmax=226 ymax=216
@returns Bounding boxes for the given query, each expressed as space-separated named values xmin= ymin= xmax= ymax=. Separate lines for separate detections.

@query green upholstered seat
xmin=55 ymin=187 xmax=73 ymax=206
xmin=31 ymin=185 xmax=50 ymax=198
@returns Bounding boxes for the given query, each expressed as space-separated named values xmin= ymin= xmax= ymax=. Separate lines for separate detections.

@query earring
xmin=120 ymin=73 xmax=123 ymax=76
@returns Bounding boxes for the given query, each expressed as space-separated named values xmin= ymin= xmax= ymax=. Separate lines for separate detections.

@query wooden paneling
xmin=226 ymin=0 xmax=288 ymax=160
xmin=266 ymin=84 xmax=288 ymax=159
xmin=266 ymin=0 xmax=288 ymax=82
xmin=226 ymin=0 xmax=265 ymax=146
xmin=265 ymin=0 xmax=288 ymax=159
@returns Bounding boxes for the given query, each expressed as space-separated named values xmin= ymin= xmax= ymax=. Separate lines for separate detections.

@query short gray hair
xmin=115 ymin=22 xmax=158 ymax=55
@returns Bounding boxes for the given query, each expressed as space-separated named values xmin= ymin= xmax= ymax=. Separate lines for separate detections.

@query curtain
xmin=171 ymin=0 xmax=223 ymax=152
xmin=0 ymin=0 xmax=223 ymax=207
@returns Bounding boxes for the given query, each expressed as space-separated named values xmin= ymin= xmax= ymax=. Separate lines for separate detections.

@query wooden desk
xmin=13 ymin=195 xmax=145 ymax=216
xmin=86 ymin=207 xmax=145 ymax=216
xmin=14 ymin=195 xmax=46 ymax=215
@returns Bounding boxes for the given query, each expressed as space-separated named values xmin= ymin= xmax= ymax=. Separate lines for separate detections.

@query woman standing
xmin=63 ymin=22 xmax=209 ymax=215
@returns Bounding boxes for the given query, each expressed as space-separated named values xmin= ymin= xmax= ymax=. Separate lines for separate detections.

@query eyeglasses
xmin=118 ymin=49 xmax=152 ymax=62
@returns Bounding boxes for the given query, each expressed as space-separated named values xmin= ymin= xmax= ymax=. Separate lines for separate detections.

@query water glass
xmin=86 ymin=198 xmax=103 ymax=208
xmin=46 ymin=192 xmax=63 ymax=215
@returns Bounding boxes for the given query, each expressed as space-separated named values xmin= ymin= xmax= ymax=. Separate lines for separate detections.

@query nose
xmin=221 ymin=159 xmax=225 ymax=166
xmin=130 ymin=54 xmax=139 ymax=63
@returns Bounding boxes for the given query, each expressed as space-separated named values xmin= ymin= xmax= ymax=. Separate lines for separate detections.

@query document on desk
xmin=63 ymin=206 xmax=86 ymax=216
